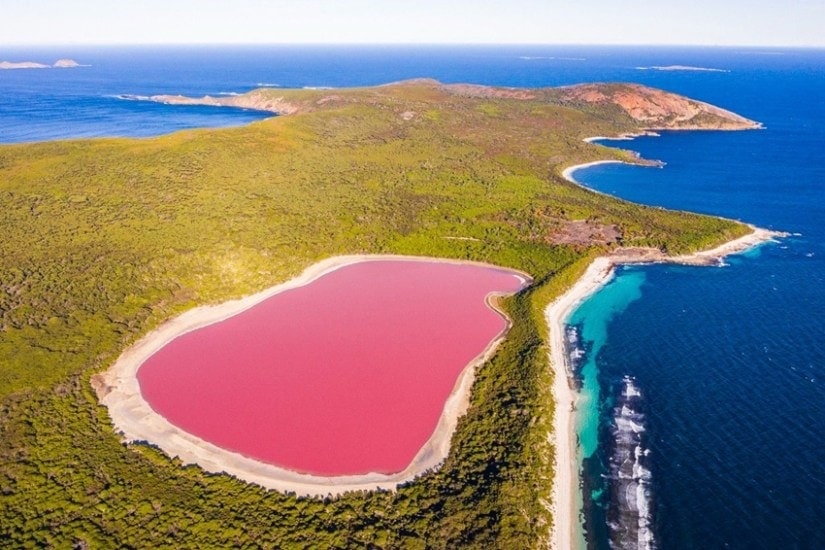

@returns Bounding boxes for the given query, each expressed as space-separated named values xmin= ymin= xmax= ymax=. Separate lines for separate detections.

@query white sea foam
xmin=624 ymin=484 xmax=638 ymax=510
xmin=609 ymin=377 xmax=657 ymax=549
xmin=623 ymin=377 xmax=642 ymax=398
xmin=566 ymin=326 xmax=585 ymax=362
xmin=637 ymin=483 xmax=655 ymax=550
xmin=114 ymin=94 xmax=151 ymax=101
xmin=632 ymin=460 xmax=651 ymax=481
xmin=616 ymin=417 xmax=646 ymax=434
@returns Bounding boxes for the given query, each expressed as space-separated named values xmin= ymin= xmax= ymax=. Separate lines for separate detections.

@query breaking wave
xmin=566 ymin=325 xmax=586 ymax=363
xmin=608 ymin=376 xmax=656 ymax=549
xmin=112 ymin=94 xmax=151 ymax=102
xmin=564 ymin=325 xmax=587 ymax=391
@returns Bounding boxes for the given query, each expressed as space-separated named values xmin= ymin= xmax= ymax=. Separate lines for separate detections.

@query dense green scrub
xmin=0 ymin=82 xmax=748 ymax=547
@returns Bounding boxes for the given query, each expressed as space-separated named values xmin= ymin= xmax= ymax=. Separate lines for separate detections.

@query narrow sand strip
xmin=94 ymin=254 xmax=529 ymax=497
xmin=560 ymin=159 xmax=626 ymax=182
xmin=581 ymin=132 xmax=661 ymax=144
xmin=546 ymin=256 xmax=613 ymax=550
xmin=548 ymin=161 xmax=786 ymax=549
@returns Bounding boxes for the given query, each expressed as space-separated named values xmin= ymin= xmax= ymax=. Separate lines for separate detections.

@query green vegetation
xmin=0 ymin=81 xmax=749 ymax=547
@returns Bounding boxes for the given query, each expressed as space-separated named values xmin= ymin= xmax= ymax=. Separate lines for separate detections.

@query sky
xmin=1 ymin=0 xmax=823 ymax=47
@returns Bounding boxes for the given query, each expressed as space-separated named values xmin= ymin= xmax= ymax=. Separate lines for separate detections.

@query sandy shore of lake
xmin=93 ymin=254 xmax=529 ymax=497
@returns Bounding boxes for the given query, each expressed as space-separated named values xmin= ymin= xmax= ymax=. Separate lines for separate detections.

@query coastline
xmin=560 ymin=159 xmax=628 ymax=183
xmin=93 ymin=254 xmax=529 ymax=497
xmin=581 ymin=131 xmax=661 ymax=143
xmin=548 ymin=159 xmax=785 ymax=549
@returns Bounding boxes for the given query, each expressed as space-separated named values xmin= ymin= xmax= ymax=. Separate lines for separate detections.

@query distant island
xmin=637 ymin=64 xmax=729 ymax=72
xmin=0 ymin=58 xmax=85 ymax=70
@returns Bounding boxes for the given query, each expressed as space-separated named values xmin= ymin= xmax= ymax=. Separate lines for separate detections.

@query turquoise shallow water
xmin=566 ymin=271 xmax=647 ymax=548
xmin=568 ymin=52 xmax=825 ymax=546
xmin=2 ymin=45 xmax=823 ymax=548
xmin=569 ymin=270 xmax=646 ymax=461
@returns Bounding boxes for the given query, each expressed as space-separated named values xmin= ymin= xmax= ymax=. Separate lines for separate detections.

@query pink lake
xmin=137 ymin=259 xmax=527 ymax=476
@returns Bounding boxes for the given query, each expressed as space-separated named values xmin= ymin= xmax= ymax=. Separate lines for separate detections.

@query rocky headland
xmin=146 ymin=80 xmax=761 ymax=133
xmin=556 ymin=82 xmax=760 ymax=130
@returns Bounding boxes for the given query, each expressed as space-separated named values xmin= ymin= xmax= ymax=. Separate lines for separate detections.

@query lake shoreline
xmin=94 ymin=254 xmax=530 ymax=497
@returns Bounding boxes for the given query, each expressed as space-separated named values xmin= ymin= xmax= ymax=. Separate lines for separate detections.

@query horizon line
xmin=2 ymin=42 xmax=824 ymax=50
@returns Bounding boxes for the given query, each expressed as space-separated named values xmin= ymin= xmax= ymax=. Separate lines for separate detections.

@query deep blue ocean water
xmin=2 ymin=45 xmax=823 ymax=548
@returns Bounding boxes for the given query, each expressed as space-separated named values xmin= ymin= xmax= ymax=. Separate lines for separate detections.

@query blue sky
xmin=2 ymin=0 xmax=823 ymax=47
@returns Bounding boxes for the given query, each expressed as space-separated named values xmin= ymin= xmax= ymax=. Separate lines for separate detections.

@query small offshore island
xmin=0 ymin=58 xmax=84 ymax=69
xmin=0 ymin=78 xmax=778 ymax=547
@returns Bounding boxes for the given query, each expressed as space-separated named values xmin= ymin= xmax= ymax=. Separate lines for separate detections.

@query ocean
xmin=2 ymin=45 xmax=823 ymax=548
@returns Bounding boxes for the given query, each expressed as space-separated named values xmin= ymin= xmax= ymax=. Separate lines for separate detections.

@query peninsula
xmin=0 ymin=79 xmax=771 ymax=548
xmin=146 ymin=78 xmax=760 ymax=130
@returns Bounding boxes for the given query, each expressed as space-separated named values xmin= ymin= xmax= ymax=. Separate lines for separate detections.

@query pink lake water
xmin=137 ymin=260 xmax=527 ymax=476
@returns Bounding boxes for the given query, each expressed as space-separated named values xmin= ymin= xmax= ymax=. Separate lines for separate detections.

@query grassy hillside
xmin=0 ymin=81 xmax=749 ymax=547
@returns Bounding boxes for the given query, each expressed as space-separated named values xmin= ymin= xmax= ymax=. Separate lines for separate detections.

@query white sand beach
xmin=560 ymin=159 xmax=626 ymax=182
